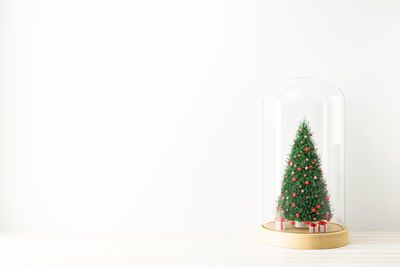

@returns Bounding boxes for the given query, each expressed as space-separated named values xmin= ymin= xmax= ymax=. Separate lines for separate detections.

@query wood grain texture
xmin=261 ymin=222 xmax=349 ymax=249
xmin=0 ymin=232 xmax=398 ymax=266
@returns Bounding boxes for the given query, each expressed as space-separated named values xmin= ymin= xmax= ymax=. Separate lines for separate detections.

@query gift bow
xmin=310 ymin=223 xmax=317 ymax=232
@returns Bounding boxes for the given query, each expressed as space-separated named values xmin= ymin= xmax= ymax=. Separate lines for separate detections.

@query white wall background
xmin=0 ymin=0 xmax=399 ymax=233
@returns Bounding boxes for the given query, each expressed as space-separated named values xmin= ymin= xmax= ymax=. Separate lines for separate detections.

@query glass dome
xmin=261 ymin=77 xmax=348 ymax=249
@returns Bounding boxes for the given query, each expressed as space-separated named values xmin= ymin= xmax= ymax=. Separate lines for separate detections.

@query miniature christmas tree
xmin=276 ymin=120 xmax=332 ymax=225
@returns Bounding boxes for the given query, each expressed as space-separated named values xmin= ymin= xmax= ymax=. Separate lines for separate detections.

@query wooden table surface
xmin=0 ymin=232 xmax=399 ymax=266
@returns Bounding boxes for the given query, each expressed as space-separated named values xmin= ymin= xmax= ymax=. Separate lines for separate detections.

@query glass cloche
xmin=260 ymin=77 xmax=348 ymax=249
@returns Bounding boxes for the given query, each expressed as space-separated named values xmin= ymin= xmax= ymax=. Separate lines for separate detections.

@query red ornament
xmin=292 ymin=177 xmax=297 ymax=182
xmin=296 ymin=213 xmax=300 ymax=218
xmin=315 ymin=194 xmax=318 ymax=198
xmin=325 ymin=214 xmax=329 ymax=219
xmin=305 ymin=181 xmax=309 ymax=185
xmin=279 ymin=206 xmax=282 ymax=210
xmin=306 ymin=221 xmax=310 ymax=225
xmin=316 ymin=205 xmax=321 ymax=209
xmin=293 ymin=193 xmax=297 ymax=197
xmin=280 ymin=193 xmax=283 ymax=197
xmin=298 ymin=167 xmax=302 ymax=171
xmin=312 ymin=208 xmax=316 ymax=213
xmin=291 ymin=220 xmax=295 ymax=225
xmin=290 ymin=162 xmax=293 ymax=166
xmin=309 ymin=165 xmax=312 ymax=169
xmin=305 ymin=147 xmax=309 ymax=152
xmin=321 ymin=170 xmax=323 ymax=174
xmin=292 ymin=203 xmax=296 ymax=207
xmin=326 ymin=196 xmax=330 ymax=201
xmin=300 ymin=129 xmax=303 ymax=132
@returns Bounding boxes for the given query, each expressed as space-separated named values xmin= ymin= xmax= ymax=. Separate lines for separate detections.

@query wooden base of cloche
xmin=260 ymin=221 xmax=349 ymax=249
